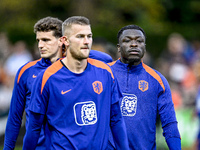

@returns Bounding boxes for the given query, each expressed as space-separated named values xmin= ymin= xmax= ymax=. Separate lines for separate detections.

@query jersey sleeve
xmin=109 ymin=71 xmax=129 ymax=149
xmin=157 ymin=73 xmax=181 ymax=140
xmin=23 ymin=111 xmax=45 ymax=150
xmin=22 ymin=71 xmax=48 ymax=149
xmin=4 ymin=68 xmax=27 ymax=149
xmin=89 ymin=50 xmax=113 ymax=63
xmin=166 ymin=137 xmax=181 ymax=150
xmin=110 ymin=101 xmax=129 ymax=149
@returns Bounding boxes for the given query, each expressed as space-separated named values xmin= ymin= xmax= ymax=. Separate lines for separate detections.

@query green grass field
xmin=0 ymin=146 xmax=22 ymax=150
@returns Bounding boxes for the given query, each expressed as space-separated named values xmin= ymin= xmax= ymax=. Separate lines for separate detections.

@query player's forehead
xmin=69 ymin=24 xmax=92 ymax=36
xmin=121 ymin=29 xmax=144 ymax=39
xmin=36 ymin=31 xmax=55 ymax=39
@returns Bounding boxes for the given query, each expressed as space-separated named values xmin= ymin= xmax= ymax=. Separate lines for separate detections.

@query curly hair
xmin=34 ymin=16 xmax=63 ymax=38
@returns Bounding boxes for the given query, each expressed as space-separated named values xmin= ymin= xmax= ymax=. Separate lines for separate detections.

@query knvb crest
xmin=92 ymin=81 xmax=103 ymax=94
xmin=138 ymin=80 xmax=148 ymax=92
xmin=121 ymin=93 xmax=137 ymax=116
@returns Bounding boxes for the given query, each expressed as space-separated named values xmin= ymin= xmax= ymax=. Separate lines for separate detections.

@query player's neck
xmin=62 ymin=56 xmax=87 ymax=74
xmin=49 ymin=49 xmax=62 ymax=64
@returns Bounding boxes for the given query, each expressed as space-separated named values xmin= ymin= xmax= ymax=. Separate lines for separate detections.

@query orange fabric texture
xmin=41 ymin=60 xmax=63 ymax=94
xmin=17 ymin=58 xmax=41 ymax=83
xmin=88 ymin=58 xmax=114 ymax=79
xmin=142 ymin=63 xmax=165 ymax=92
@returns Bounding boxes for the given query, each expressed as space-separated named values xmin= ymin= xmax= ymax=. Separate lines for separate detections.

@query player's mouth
xmin=81 ymin=46 xmax=89 ymax=49
xmin=128 ymin=49 xmax=140 ymax=55
xmin=40 ymin=50 xmax=47 ymax=54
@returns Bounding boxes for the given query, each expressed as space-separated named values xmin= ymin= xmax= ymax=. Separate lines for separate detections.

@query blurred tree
xmin=0 ymin=0 xmax=71 ymax=51
xmin=0 ymin=0 xmax=199 ymax=58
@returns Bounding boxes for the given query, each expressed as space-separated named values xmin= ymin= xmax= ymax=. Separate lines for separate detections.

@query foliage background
xmin=0 ymin=0 xmax=200 ymax=59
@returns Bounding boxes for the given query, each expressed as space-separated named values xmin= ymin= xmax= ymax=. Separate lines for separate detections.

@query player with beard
xmin=23 ymin=16 xmax=128 ymax=150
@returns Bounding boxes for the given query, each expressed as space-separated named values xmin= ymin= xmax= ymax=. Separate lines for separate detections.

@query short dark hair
xmin=117 ymin=25 xmax=146 ymax=43
xmin=34 ymin=16 xmax=63 ymax=38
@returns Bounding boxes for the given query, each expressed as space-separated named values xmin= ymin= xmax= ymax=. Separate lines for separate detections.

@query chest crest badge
xmin=121 ymin=93 xmax=137 ymax=116
xmin=138 ymin=80 xmax=148 ymax=92
xmin=92 ymin=81 xmax=103 ymax=94
xmin=74 ymin=101 xmax=97 ymax=126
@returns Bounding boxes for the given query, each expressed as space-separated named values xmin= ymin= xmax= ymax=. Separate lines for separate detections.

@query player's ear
xmin=60 ymin=36 xmax=69 ymax=47
xmin=58 ymin=37 xmax=63 ymax=47
xmin=117 ymin=44 xmax=120 ymax=52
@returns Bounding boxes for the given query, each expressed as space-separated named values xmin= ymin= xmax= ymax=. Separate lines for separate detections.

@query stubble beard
xmin=70 ymin=49 xmax=90 ymax=60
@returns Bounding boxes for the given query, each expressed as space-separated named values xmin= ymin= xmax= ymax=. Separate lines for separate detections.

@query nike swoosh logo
xmin=61 ymin=89 xmax=71 ymax=95
xmin=32 ymin=74 xmax=37 ymax=78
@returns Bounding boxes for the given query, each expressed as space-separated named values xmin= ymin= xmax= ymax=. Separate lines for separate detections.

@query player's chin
xmin=40 ymin=53 xmax=49 ymax=58
xmin=77 ymin=54 xmax=89 ymax=60
xmin=82 ymin=55 xmax=89 ymax=59
xmin=128 ymin=57 xmax=141 ymax=63
xmin=128 ymin=56 xmax=140 ymax=61
xmin=81 ymin=50 xmax=90 ymax=57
